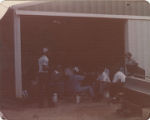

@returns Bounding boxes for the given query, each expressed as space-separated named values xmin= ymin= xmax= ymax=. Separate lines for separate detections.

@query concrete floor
xmin=1 ymin=101 xmax=142 ymax=120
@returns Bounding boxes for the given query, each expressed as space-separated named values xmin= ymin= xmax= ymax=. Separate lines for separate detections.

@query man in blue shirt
xmin=65 ymin=67 xmax=95 ymax=98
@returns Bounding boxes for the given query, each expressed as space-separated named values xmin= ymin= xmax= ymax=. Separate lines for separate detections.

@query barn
xmin=0 ymin=0 xmax=150 ymax=103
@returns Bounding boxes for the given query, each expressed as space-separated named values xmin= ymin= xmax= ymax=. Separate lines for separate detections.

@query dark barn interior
xmin=21 ymin=16 xmax=125 ymax=89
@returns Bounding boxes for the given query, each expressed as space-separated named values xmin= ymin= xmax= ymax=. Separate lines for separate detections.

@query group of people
xmin=30 ymin=47 xmax=129 ymax=107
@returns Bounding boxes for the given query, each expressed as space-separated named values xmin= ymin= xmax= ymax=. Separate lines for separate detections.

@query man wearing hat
xmin=38 ymin=47 xmax=50 ymax=107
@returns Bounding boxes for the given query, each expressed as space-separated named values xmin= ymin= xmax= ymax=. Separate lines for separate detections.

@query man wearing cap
xmin=38 ymin=48 xmax=50 ymax=107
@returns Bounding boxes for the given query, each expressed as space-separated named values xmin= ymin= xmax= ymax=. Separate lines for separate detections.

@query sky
xmin=0 ymin=0 xmax=4 ymax=3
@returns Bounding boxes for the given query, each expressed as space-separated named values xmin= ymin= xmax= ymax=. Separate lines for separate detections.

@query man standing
xmin=38 ymin=48 xmax=50 ymax=107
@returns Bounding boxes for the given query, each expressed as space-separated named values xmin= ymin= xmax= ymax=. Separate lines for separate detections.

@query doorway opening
xmin=21 ymin=15 xmax=126 ymax=90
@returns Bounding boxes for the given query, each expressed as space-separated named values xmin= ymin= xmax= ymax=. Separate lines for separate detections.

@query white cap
xmin=43 ymin=48 xmax=48 ymax=53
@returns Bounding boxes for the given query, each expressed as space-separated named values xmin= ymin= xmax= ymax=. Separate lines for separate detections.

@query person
xmin=65 ymin=67 xmax=95 ymax=99
xmin=97 ymin=68 xmax=111 ymax=99
xmin=73 ymin=66 xmax=80 ymax=73
xmin=111 ymin=67 xmax=126 ymax=99
xmin=64 ymin=66 xmax=74 ymax=76
xmin=37 ymin=47 xmax=50 ymax=107
xmin=50 ymin=65 xmax=65 ymax=98
xmin=29 ymin=77 xmax=39 ymax=104
xmin=125 ymin=52 xmax=138 ymax=75
xmin=125 ymin=52 xmax=145 ymax=76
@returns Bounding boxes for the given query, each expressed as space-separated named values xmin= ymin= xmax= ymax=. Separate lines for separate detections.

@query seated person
xmin=125 ymin=52 xmax=145 ymax=76
xmin=97 ymin=68 xmax=111 ymax=98
xmin=50 ymin=65 xmax=65 ymax=97
xmin=111 ymin=67 xmax=126 ymax=98
xmin=73 ymin=66 xmax=80 ymax=73
xmin=65 ymin=67 xmax=95 ymax=98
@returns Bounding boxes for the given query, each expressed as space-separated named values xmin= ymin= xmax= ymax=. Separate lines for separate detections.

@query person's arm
xmin=75 ymin=75 xmax=85 ymax=81
xmin=121 ymin=74 xmax=126 ymax=83
xmin=102 ymin=73 xmax=111 ymax=83
xmin=96 ymin=74 xmax=101 ymax=81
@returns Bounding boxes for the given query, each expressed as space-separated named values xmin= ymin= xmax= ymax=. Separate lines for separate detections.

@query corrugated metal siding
xmin=19 ymin=1 xmax=150 ymax=16
xmin=0 ymin=9 xmax=16 ymax=98
xmin=1 ymin=1 xmax=150 ymax=20
xmin=127 ymin=20 xmax=150 ymax=78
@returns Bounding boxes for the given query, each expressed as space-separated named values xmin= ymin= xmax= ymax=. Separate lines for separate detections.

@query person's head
xmin=73 ymin=66 xmax=80 ymax=73
xmin=42 ymin=47 xmax=48 ymax=55
xmin=119 ymin=67 xmax=125 ymax=73
xmin=65 ymin=67 xmax=74 ymax=76
xmin=125 ymin=52 xmax=132 ymax=59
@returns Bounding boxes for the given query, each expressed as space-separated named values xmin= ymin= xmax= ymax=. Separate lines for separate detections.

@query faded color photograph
xmin=0 ymin=0 xmax=150 ymax=120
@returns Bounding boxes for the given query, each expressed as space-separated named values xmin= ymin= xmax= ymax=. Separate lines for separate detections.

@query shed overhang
xmin=1 ymin=0 xmax=150 ymax=21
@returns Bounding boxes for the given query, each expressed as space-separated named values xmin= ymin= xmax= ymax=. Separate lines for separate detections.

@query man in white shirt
xmin=112 ymin=70 xmax=126 ymax=84
xmin=97 ymin=68 xmax=111 ymax=83
xmin=38 ymin=48 xmax=50 ymax=107
xmin=97 ymin=68 xmax=111 ymax=99
xmin=38 ymin=48 xmax=49 ymax=73
xmin=111 ymin=67 xmax=126 ymax=98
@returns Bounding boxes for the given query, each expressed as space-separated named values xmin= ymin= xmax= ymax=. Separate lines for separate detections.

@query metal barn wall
xmin=127 ymin=19 xmax=150 ymax=79
xmin=19 ymin=1 xmax=150 ymax=16
xmin=0 ymin=9 xmax=16 ymax=98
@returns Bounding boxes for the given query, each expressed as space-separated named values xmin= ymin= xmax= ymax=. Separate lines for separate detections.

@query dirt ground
xmin=0 ymin=100 xmax=142 ymax=120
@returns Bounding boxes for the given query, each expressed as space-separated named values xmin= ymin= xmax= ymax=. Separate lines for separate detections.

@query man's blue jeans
xmin=75 ymin=86 xmax=95 ymax=97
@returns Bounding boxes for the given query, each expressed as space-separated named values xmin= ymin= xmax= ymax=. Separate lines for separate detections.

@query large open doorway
xmin=21 ymin=15 xmax=126 ymax=89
